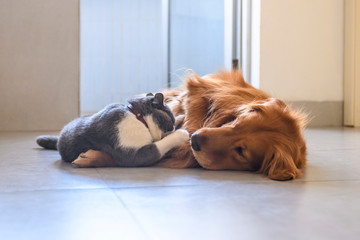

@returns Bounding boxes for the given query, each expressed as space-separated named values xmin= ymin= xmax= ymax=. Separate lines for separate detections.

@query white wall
xmin=0 ymin=0 xmax=79 ymax=131
xmin=258 ymin=0 xmax=344 ymax=102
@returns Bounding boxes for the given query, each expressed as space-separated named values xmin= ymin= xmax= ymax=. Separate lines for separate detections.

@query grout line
xmin=109 ymin=188 xmax=153 ymax=240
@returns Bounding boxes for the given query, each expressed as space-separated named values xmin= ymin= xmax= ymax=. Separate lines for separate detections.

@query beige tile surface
xmin=115 ymin=181 xmax=360 ymax=240
xmin=0 ymin=128 xmax=359 ymax=240
xmin=0 ymin=189 xmax=149 ymax=240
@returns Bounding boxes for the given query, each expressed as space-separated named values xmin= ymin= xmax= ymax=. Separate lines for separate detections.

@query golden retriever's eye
xmin=216 ymin=116 xmax=236 ymax=127
xmin=249 ymin=107 xmax=261 ymax=113
xmin=235 ymin=147 xmax=244 ymax=157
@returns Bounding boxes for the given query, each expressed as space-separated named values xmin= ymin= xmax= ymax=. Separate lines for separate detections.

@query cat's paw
xmin=171 ymin=129 xmax=190 ymax=143
xmin=155 ymin=129 xmax=190 ymax=157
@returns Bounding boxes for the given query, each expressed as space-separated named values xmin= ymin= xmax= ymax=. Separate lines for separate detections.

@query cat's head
xmin=128 ymin=93 xmax=175 ymax=140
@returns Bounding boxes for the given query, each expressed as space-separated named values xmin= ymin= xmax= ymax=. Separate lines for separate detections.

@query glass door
xmin=80 ymin=0 xmax=168 ymax=114
xmin=169 ymin=0 xmax=226 ymax=87
xmin=80 ymin=0 xmax=239 ymax=113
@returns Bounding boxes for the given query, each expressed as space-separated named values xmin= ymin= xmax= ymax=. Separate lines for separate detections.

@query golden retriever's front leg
xmin=175 ymin=114 xmax=185 ymax=129
xmin=72 ymin=150 xmax=119 ymax=168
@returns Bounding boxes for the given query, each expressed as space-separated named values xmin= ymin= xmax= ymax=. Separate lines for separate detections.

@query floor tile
xmin=301 ymin=149 xmax=360 ymax=181
xmin=0 ymin=159 xmax=107 ymax=192
xmin=0 ymin=132 xmax=107 ymax=192
xmin=0 ymin=129 xmax=359 ymax=240
xmin=305 ymin=127 xmax=360 ymax=150
xmin=115 ymin=181 xmax=360 ymax=240
xmin=97 ymin=167 xmax=270 ymax=189
xmin=0 ymin=189 xmax=149 ymax=240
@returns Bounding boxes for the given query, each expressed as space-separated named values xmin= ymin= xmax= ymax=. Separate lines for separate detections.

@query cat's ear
xmin=153 ymin=93 xmax=164 ymax=107
xmin=146 ymin=93 xmax=154 ymax=96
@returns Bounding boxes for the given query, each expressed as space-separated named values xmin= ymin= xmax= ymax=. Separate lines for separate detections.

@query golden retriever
xmin=158 ymin=70 xmax=307 ymax=180
xmin=74 ymin=70 xmax=307 ymax=180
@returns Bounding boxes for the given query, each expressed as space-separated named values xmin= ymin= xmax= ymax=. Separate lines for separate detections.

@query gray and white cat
xmin=36 ymin=93 xmax=189 ymax=167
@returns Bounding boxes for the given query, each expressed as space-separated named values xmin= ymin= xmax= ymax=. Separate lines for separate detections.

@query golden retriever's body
xmin=159 ymin=71 xmax=307 ymax=180
xmin=75 ymin=71 xmax=307 ymax=180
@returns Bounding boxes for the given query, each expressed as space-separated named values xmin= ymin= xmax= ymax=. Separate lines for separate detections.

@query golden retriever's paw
xmin=72 ymin=150 xmax=119 ymax=168
xmin=71 ymin=153 xmax=93 ymax=168
xmin=175 ymin=114 xmax=185 ymax=129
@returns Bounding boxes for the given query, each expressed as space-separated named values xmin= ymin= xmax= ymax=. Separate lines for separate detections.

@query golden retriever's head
xmin=190 ymin=97 xmax=307 ymax=181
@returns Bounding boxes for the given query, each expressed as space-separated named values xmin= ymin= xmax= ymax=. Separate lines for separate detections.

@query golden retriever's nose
xmin=191 ymin=133 xmax=206 ymax=152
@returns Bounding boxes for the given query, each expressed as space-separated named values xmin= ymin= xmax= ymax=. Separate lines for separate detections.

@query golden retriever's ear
xmin=186 ymin=73 xmax=208 ymax=94
xmin=262 ymin=146 xmax=301 ymax=181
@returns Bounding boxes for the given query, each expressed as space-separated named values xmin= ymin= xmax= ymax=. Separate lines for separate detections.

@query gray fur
xmin=36 ymin=93 xmax=176 ymax=167
xmin=36 ymin=136 xmax=58 ymax=150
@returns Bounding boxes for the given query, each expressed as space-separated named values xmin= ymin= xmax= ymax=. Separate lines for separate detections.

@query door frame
xmin=344 ymin=0 xmax=360 ymax=127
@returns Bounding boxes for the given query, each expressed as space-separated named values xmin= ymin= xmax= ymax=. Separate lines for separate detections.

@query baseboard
xmin=289 ymin=101 xmax=344 ymax=127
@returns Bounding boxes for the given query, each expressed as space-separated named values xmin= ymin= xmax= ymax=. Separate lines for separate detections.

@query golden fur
xmin=158 ymin=70 xmax=307 ymax=180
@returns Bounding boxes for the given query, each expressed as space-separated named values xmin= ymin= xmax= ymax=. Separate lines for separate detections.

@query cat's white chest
xmin=116 ymin=113 xmax=152 ymax=148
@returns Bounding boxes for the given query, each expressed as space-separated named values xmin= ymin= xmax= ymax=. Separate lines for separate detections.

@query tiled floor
xmin=0 ymin=128 xmax=359 ymax=240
